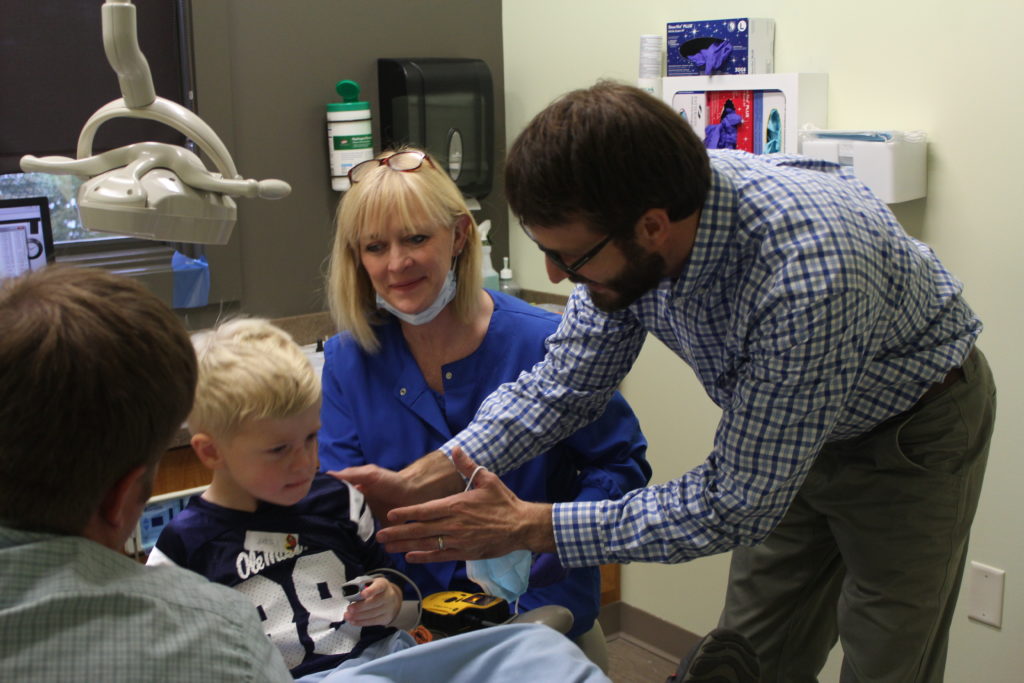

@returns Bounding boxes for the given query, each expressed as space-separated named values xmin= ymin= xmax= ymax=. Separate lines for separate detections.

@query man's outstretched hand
xmin=374 ymin=447 xmax=556 ymax=562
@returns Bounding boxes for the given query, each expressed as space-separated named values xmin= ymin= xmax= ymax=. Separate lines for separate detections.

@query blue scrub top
xmin=319 ymin=290 xmax=650 ymax=637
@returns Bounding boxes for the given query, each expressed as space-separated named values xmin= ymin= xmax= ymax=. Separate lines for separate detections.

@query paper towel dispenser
xmin=378 ymin=58 xmax=494 ymax=199
xmin=800 ymin=130 xmax=927 ymax=204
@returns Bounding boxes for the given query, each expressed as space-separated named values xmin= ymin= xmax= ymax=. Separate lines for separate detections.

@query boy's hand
xmin=342 ymin=577 xmax=402 ymax=627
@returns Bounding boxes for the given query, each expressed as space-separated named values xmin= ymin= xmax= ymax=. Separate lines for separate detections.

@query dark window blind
xmin=0 ymin=0 xmax=192 ymax=174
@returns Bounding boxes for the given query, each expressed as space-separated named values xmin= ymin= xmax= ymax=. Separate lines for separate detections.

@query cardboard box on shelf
xmin=705 ymin=90 xmax=755 ymax=152
xmin=670 ymin=90 xmax=707 ymax=138
xmin=667 ymin=18 xmax=775 ymax=77
xmin=754 ymin=90 xmax=787 ymax=154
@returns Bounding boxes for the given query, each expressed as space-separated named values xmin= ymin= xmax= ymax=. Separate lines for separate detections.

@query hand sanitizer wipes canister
xmin=327 ymin=80 xmax=373 ymax=192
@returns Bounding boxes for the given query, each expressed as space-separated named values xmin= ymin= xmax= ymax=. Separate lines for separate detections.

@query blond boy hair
xmin=188 ymin=318 xmax=320 ymax=440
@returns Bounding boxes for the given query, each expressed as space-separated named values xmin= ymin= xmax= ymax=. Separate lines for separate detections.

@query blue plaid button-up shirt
xmin=445 ymin=150 xmax=980 ymax=567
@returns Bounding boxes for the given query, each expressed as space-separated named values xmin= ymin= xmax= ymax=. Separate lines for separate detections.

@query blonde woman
xmin=320 ymin=149 xmax=650 ymax=668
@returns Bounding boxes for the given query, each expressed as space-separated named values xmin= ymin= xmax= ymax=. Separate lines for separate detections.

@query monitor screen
xmin=0 ymin=197 xmax=54 ymax=282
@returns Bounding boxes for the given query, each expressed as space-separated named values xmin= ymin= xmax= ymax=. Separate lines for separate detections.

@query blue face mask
xmin=460 ymin=464 xmax=532 ymax=605
xmin=376 ymin=269 xmax=457 ymax=325
xmin=466 ymin=549 xmax=532 ymax=605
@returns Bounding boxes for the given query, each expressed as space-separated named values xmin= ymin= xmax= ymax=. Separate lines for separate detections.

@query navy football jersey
xmin=149 ymin=473 xmax=395 ymax=677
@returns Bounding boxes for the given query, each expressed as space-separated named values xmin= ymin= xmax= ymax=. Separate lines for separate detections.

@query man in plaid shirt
xmin=344 ymin=82 xmax=995 ymax=683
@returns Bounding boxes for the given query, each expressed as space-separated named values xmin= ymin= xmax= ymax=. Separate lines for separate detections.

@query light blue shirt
xmin=444 ymin=150 xmax=981 ymax=568
xmin=0 ymin=525 xmax=291 ymax=682
xmin=0 ymin=527 xmax=610 ymax=683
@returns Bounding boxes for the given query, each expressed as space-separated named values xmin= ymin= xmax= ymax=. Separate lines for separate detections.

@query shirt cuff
xmin=438 ymin=439 xmax=457 ymax=459
xmin=552 ymin=500 xmax=610 ymax=568
xmin=435 ymin=440 xmax=471 ymax=487
xmin=440 ymin=433 xmax=502 ymax=472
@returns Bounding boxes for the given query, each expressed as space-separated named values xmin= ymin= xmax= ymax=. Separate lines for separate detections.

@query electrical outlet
xmin=966 ymin=561 xmax=1005 ymax=628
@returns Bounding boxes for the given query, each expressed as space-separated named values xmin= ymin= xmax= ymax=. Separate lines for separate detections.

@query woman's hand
xmin=342 ymin=577 xmax=403 ymax=627
xmin=375 ymin=448 xmax=557 ymax=562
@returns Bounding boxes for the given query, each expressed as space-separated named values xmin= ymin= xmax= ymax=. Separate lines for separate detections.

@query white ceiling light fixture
xmin=20 ymin=0 xmax=289 ymax=245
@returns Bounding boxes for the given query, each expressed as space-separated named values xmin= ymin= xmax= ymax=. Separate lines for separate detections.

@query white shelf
xmin=661 ymin=73 xmax=828 ymax=154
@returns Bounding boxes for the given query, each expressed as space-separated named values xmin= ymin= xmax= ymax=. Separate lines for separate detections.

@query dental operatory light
xmin=19 ymin=0 xmax=290 ymax=245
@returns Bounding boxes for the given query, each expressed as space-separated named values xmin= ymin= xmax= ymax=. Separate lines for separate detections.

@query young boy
xmin=3 ymin=271 xmax=612 ymax=682
xmin=147 ymin=318 xmax=409 ymax=678
xmin=1 ymin=267 xmax=292 ymax=682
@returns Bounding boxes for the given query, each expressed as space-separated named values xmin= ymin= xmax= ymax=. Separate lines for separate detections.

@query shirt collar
xmin=671 ymin=162 xmax=736 ymax=298
xmin=621 ymin=161 xmax=736 ymax=314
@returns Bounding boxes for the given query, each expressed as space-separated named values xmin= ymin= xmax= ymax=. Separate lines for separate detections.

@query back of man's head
xmin=0 ymin=266 xmax=197 ymax=535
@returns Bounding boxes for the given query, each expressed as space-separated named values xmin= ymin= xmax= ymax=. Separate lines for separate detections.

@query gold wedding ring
xmin=437 ymin=535 xmax=446 ymax=551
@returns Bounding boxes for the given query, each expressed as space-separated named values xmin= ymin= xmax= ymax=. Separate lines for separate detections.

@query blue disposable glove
xmin=765 ymin=108 xmax=782 ymax=153
xmin=688 ymin=40 xmax=732 ymax=75
xmin=704 ymin=102 xmax=743 ymax=150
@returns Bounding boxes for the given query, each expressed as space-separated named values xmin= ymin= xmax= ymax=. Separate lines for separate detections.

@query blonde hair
xmin=188 ymin=318 xmax=320 ymax=440
xmin=327 ymin=147 xmax=482 ymax=352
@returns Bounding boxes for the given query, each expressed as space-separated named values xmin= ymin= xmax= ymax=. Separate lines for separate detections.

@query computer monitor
xmin=0 ymin=197 xmax=54 ymax=282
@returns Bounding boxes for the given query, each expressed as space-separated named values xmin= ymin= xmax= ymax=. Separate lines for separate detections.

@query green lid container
xmin=327 ymin=80 xmax=369 ymax=112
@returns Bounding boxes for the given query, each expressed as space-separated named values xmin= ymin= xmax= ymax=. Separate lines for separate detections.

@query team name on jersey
xmin=237 ymin=531 xmax=306 ymax=580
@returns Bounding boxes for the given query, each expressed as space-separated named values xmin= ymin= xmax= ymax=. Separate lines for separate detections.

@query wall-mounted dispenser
xmin=800 ymin=129 xmax=927 ymax=204
xmin=378 ymin=58 xmax=494 ymax=199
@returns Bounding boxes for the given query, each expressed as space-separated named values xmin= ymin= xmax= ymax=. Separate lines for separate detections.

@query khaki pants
xmin=720 ymin=348 xmax=996 ymax=683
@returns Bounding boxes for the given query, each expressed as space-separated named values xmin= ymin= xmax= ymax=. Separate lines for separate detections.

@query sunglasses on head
xmin=348 ymin=151 xmax=435 ymax=184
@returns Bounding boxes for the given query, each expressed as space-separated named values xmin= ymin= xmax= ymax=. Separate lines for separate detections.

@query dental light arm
xmin=19 ymin=0 xmax=290 ymax=245
xmin=21 ymin=144 xmax=291 ymax=200
xmin=103 ymin=0 xmax=156 ymax=109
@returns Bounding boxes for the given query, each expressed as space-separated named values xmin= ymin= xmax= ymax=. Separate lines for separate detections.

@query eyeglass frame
xmin=347 ymin=151 xmax=436 ymax=184
xmin=522 ymin=226 xmax=613 ymax=279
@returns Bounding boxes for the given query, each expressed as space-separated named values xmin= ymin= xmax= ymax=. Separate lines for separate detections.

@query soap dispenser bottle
xmin=478 ymin=220 xmax=500 ymax=290
xmin=499 ymin=256 xmax=520 ymax=297
xmin=481 ymin=243 xmax=499 ymax=290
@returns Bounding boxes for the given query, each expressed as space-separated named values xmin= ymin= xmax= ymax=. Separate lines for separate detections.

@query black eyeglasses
xmin=523 ymin=227 xmax=613 ymax=279
xmin=348 ymin=151 xmax=435 ymax=184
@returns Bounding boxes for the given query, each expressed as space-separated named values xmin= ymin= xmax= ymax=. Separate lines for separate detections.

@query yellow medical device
xmin=421 ymin=591 xmax=510 ymax=635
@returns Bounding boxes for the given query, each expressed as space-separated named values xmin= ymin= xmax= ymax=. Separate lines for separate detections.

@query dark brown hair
xmin=0 ymin=266 xmax=197 ymax=534
xmin=506 ymin=80 xmax=711 ymax=240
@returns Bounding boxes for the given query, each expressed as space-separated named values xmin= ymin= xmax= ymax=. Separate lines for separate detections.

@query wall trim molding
xmin=598 ymin=601 xmax=701 ymax=662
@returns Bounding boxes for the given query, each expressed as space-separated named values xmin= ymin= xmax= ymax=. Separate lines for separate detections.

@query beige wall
xmin=503 ymin=1 xmax=1024 ymax=679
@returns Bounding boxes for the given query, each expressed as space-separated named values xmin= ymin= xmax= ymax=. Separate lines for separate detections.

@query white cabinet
xmin=660 ymin=73 xmax=828 ymax=154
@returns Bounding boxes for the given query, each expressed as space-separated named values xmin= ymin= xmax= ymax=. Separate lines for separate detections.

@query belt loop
xmin=961 ymin=346 xmax=978 ymax=383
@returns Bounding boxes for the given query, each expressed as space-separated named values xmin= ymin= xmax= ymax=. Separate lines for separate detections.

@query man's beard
xmin=575 ymin=239 xmax=666 ymax=313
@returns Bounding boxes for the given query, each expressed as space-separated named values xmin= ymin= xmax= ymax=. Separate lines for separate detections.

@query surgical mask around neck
xmin=375 ymin=269 xmax=457 ymax=325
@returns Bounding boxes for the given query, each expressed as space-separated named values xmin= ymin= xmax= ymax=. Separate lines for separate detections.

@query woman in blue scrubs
xmin=318 ymin=148 xmax=650 ymax=667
